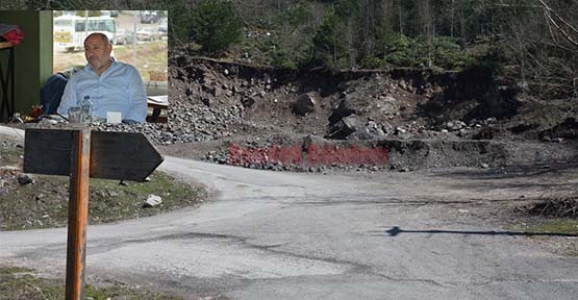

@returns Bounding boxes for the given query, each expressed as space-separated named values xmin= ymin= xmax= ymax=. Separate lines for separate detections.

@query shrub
xmin=432 ymin=37 xmax=473 ymax=69
xmin=272 ymin=50 xmax=299 ymax=70
xmin=360 ymin=55 xmax=384 ymax=69
xmin=380 ymin=35 xmax=473 ymax=70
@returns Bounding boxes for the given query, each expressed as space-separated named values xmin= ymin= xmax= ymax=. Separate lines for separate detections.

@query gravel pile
xmin=18 ymin=118 xmax=238 ymax=146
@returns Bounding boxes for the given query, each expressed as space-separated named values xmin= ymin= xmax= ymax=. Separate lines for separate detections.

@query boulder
xmin=328 ymin=96 xmax=355 ymax=124
xmin=293 ymin=94 xmax=316 ymax=116
xmin=241 ymin=96 xmax=256 ymax=108
xmin=351 ymin=121 xmax=386 ymax=140
xmin=327 ymin=116 xmax=358 ymax=139
xmin=17 ymin=173 xmax=33 ymax=185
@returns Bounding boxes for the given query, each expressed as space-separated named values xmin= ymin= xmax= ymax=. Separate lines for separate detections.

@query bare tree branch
xmin=537 ymin=0 xmax=578 ymax=48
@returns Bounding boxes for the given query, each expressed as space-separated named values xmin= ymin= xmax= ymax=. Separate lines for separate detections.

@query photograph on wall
xmin=51 ymin=10 xmax=168 ymax=123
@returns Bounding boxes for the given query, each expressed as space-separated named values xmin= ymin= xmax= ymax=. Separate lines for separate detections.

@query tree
xmin=270 ymin=1 xmax=317 ymax=69
xmin=416 ymin=0 xmax=433 ymax=67
xmin=313 ymin=9 xmax=345 ymax=68
xmin=167 ymin=0 xmax=195 ymax=46
xmin=191 ymin=0 xmax=243 ymax=55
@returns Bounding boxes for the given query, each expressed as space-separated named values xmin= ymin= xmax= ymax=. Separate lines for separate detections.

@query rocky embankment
xmin=9 ymin=52 xmax=578 ymax=173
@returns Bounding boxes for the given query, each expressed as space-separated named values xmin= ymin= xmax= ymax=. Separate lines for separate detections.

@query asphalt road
xmin=1 ymin=126 xmax=577 ymax=299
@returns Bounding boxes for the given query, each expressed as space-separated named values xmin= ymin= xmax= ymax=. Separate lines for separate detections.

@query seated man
xmin=57 ymin=32 xmax=147 ymax=123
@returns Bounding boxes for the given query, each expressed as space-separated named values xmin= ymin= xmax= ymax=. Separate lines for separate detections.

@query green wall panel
xmin=0 ymin=11 xmax=52 ymax=117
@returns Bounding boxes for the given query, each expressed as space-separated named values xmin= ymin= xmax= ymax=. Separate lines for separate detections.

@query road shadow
xmin=379 ymin=226 xmax=578 ymax=237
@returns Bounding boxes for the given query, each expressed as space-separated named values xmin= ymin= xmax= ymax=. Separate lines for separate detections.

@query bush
xmin=272 ymin=50 xmax=299 ymax=70
xmin=360 ymin=55 xmax=384 ymax=69
xmin=382 ymin=36 xmax=418 ymax=67
xmin=379 ymin=35 xmax=473 ymax=70
xmin=432 ymin=37 xmax=473 ymax=69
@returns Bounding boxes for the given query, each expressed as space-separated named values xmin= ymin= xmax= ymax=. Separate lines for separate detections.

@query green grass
xmin=0 ymin=145 xmax=207 ymax=231
xmin=0 ymin=266 xmax=183 ymax=300
xmin=505 ymin=218 xmax=578 ymax=256
xmin=505 ymin=218 xmax=578 ymax=235
xmin=528 ymin=219 xmax=578 ymax=235
xmin=88 ymin=171 xmax=204 ymax=224
xmin=0 ymin=171 xmax=206 ymax=231
xmin=0 ymin=145 xmax=23 ymax=167
xmin=531 ymin=219 xmax=578 ymax=256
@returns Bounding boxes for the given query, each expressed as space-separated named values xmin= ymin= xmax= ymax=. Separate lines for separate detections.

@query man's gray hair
xmin=85 ymin=32 xmax=111 ymax=45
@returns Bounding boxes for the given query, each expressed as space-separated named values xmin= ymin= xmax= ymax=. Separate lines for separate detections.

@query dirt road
xmin=0 ymin=125 xmax=577 ymax=299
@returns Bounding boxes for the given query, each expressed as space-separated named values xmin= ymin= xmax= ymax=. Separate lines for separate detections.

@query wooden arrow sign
xmin=23 ymin=128 xmax=164 ymax=182
xmin=22 ymin=127 xmax=164 ymax=300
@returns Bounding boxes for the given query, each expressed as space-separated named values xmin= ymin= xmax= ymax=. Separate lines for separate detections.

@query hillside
xmin=159 ymin=50 xmax=578 ymax=174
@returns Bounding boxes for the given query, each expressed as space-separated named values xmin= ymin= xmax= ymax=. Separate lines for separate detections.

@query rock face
xmin=165 ymin=54 xmax=529 ymax=146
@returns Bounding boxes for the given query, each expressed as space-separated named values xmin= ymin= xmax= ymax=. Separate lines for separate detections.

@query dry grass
xmin=0 ymin=266 xmax=184 ymax=300
xmin=528 ymin=197 xmax=578 ymax=219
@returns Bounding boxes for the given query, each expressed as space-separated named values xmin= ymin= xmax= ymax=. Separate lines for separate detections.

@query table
xmin=0 ymin=42 xmax=14 ymax=122
xmin=147 ymin=95 xmax=168 ymax=123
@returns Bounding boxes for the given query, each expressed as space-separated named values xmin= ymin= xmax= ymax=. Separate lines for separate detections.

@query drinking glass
xmin=68 ymin=106 xmax=81 ymax=123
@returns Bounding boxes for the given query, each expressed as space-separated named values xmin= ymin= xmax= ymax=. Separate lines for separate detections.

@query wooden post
xmin=65 ymin=128 xmax=91 ymax=300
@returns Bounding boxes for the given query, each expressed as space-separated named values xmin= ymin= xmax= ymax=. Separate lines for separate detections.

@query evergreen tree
xmin=191 ymin=0 xmax=243 ymax=55
xmin=313 ymin=8 xmax=348 ymax=69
